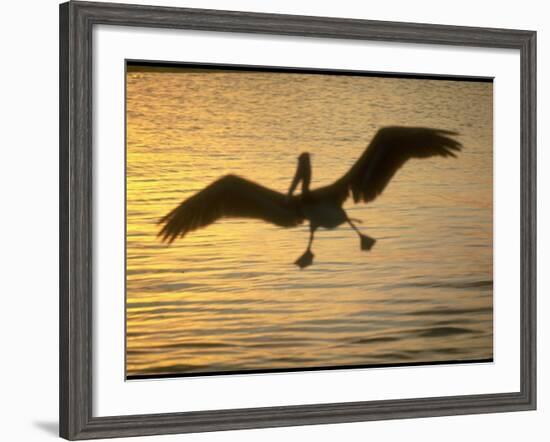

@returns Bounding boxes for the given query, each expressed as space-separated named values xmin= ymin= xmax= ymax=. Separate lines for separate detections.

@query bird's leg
xmin=346 ymin=217 xmax=376 ymax=251
xmin=295 ymin=226 xmax=315 ymax=269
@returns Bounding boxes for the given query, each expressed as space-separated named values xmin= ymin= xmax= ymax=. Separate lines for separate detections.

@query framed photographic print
xmin=59 ymin=1 xmax=536 ymax=439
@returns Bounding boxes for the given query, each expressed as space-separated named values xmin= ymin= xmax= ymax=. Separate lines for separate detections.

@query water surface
xmin=126 ymin=66 xmax=493 ymax=378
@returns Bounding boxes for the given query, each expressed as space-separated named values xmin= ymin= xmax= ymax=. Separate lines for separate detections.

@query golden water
xmin=126 ymin=66 xmax=493 ymax=377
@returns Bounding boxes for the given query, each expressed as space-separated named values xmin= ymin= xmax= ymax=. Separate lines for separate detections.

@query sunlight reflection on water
xmin=126 ymin=67 xmax=493 ymax=377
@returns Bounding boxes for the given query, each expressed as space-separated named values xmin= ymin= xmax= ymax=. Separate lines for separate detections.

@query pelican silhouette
xmin=159 ymin=126 xmax=461 ymax=268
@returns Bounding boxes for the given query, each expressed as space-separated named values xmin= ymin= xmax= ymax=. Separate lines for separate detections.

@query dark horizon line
xmin=126 ymin=357 xmax=494 ymax=381
xmin=126 ymin=59 xmax=494 ymax=83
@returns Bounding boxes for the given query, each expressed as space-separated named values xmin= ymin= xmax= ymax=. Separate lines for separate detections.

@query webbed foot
xmin=360 ymin=234 xmax=376 ymax=251
xmin=295 ymin=249 xmax=314 ymax=268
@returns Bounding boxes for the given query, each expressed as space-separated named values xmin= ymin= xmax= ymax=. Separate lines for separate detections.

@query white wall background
xmin=0 ymin=0 xmax=546 ymax=440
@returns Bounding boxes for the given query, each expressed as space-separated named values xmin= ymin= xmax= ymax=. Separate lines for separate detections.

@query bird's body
xmin=302 ymin=201 xmax=347 ymax=230
xmin=159 ymin=126 xmax=462 ymax=268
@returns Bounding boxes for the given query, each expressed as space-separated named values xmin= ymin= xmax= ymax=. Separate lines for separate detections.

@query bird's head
xmin=288 ymin=152 xmax=312 ymax=197
xmin=298 ymin=152 xmax=311 ymax=166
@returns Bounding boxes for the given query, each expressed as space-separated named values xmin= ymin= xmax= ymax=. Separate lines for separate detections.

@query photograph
xmin=125 ymin=62 xmax=494 ymax=379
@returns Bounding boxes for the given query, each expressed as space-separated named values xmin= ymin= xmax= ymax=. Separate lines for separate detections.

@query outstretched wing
xmin=328 ymin=126 xmax=462 ymax=204
xmin=158 ymin=174 xmax=303 ymax=243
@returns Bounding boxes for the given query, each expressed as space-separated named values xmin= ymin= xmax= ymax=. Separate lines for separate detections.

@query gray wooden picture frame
xmin=59 ymin=1 xmax=537 ymax=439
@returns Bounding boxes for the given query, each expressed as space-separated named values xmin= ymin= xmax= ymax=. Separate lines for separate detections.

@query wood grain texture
xmin=59 ymin=1 xmax=537 ymax=439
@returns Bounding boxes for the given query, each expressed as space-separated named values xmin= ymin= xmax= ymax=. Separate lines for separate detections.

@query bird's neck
xmin=289 ymin=158 xmax=312 ymax=196
xmin=301 ymin=163 xmax=311 ymax=194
